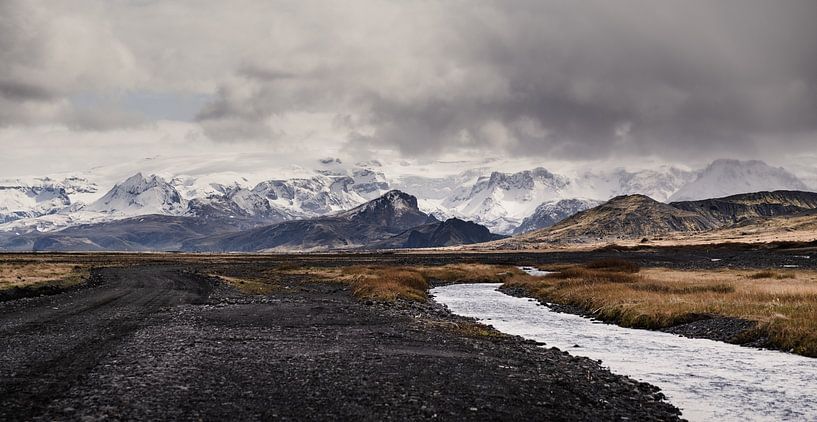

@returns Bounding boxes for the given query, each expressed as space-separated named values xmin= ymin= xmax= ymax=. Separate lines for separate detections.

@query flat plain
xmin=1 ymin=245 xmax=815 ymax=420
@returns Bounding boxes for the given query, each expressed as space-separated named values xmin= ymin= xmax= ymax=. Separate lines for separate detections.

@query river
xmin=431 ymin=282 xmax=817 ymax=421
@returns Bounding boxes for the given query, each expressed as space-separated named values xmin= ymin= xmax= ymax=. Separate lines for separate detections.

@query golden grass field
xmin=0 ymin=261 xmax=89 ymax=291
xmin=503 ymin=260 xmax=817 ymax=357
xmin=223 ymin=263 xmax=524 ymax=301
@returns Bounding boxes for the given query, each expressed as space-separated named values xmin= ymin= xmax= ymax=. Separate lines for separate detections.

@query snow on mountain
xmin=393 ymin=168 xmax=490 ymax=216
xmin=513 ymin=198 xmax=602 ymax=234
xmin=0 ymin=183 xmax=69 ymax=224
xmin=433 ymin=168 xmax=572 ymax=234
xmin=226 ymin=188 xmax=275 ymax=217
xmin=393 ymin=166 xmax=697 ymax=234
xmin=0 ymin=177 xmax=97 ymax=224
xmin=170 ymin=173 xmax=253 ymax=200
xmin=337 ymin=190 xmax=432 ymax=229
xmin=252 ymin=168 xmax=391 ymax=219
xmin=668 ymin=159 xmax=808 ymax=202
xmin=2 ymin=157 xmax=813 ymax=236
xmin=187 ymin=185 xmax=290 ymax=222
xmin=86 ymin=173 xmax=187 ymax=216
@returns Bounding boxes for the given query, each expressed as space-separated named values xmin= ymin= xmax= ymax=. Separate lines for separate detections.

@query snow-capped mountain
xmin=513 ymin=198 xmax=602 ymax=234
xmin=86 ymin=173 xmax=187 ymax=216
xmin=0 ymin=158 xmax=813 ymax=236
xmin=0 ymin=177 xmax=98 ymax=224
xmin=252 ymin=170 xmax=391 ymax=219
xmin=337 ymin=190 xmax=433 ymax=229
xmin=0 ymin=183 xmax=69 ymax=224
xmin=183 ymin=190 xmax=435 ymax=253
xmin=668 ymin=159 xmax=808 ymax=202
xmin=187 ymin=186 xmax=289 ymax=222
xmin=391 ymin=166 xmax=696 ymax=234
xmin=430 ymin=168 xmax=571 ymax=234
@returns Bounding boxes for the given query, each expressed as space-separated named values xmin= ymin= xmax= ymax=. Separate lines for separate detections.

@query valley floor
xmin=0 ymin=257 xmax=680 ymax=421
xmin=2 ymin=246 xmax=815 ymax=420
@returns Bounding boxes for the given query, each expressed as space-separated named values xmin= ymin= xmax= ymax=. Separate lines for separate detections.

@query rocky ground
xmin=0 ymin=263 xmax=682 ymax=421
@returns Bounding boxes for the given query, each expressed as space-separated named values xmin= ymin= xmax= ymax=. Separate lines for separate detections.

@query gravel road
xmin=0 ymin=264 xmax=681 ymax=421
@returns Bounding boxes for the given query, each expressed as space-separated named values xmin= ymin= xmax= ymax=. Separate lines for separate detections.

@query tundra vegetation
xmin=0 ymin=260 xmax=88 ymax=291
xmin=503 ymin=259 xmax=817 ymax=357
xmin=3 ymin=254 xmax=816 ymax=357
xmin=217 ymin=263 xmax=522 ymax=302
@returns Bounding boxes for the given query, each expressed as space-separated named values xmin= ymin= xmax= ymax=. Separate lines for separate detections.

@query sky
xmin=1 ymin=0 xmax=816 ymax=177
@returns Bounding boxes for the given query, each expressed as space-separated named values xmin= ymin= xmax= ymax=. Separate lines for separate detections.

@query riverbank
xmin=434 ymin=282 xmax=817 ymax=421
xmin=501 ymin=261 xmax=817 ymax=357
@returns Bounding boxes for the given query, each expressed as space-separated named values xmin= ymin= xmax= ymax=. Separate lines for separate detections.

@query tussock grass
xmin=749 ymin=270 xmax=796 ymax=280
xmin=349 ymin=269 xmax=429 ymax=302
xmin=632 ymin=282 xmax=736 ymax=294
xmin=503 ymin=263 xmax=817 ymax=357
xmin=306 ymin=264 xmax=521 ymax=302
xmin=0 ymin=263 xmax=88 ymax=291
xmin=213 ymin=263 xmax=518 ymax=301
xmin=546 ymin=267 xmax=643 ymax=284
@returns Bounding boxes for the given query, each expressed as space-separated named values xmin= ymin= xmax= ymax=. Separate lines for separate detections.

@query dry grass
xmin=503 ymin=262 xmax=817 ymax=357
xmin=347 ymin=268 xmax=430 ymax=302
xmin=0 ymin=262 xmax=89 ymax=291
xmin=303 ymin=263 xmax=521 ymax=302
xmin=748 ymin=270 xmax=796 ymax=280
xmin=209 ymin=262 xmax=520 ymax=302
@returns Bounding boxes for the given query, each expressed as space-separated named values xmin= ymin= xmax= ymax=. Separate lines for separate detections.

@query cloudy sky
xmin=1 ymin=0 xmax=816 ymax=177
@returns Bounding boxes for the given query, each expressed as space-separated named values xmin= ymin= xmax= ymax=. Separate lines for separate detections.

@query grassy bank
xmin=0 ymin=261 xmax=89 ymax=292
xmin=503 ymin=260 xmax=817 ymax=357
xmin=215 ymin=263 xmax=521 ymax=301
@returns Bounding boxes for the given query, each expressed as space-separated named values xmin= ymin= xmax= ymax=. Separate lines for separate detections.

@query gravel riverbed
xmin=0 ymin=263 xmax=682 ymax=421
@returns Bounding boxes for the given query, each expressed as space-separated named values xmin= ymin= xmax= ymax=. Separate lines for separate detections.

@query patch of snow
xmin=519 ymin=266 xmax=556 ymax=277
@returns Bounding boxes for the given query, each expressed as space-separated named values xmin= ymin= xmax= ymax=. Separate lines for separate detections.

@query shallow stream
xmin=431 ymin=281 xmax=817 ymax=421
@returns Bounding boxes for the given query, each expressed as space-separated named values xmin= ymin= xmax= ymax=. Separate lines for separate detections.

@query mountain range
xmin=0 ymin=158 xmax=815 ymax=252
xmin=2 ymin=158 xmax=812 ymax=237
xmin=496 ymin=190 xmax=817 ymax=249
xmin=0 ymin=190 xmax=503 ymax=252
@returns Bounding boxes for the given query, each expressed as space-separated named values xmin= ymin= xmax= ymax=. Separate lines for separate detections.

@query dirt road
xmin=0 ymin=264 xmax=680 ymax=421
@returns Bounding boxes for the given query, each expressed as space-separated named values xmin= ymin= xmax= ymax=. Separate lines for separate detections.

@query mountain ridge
xmin=1 ymin=159 xmax=813 ymax=236
xmin=182 ymin=190 xmax=439 ymax=252
xmin=494 ymin=190 xmax=817 ymax=248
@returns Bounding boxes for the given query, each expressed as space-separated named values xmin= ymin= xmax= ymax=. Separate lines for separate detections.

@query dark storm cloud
xmin=1 ymin=0 xmax=815 ymax=161
xmin=0 ymin=80 xmax=57 ymax=102
xmin=197 ymin=0 xmax=817 ymax=160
